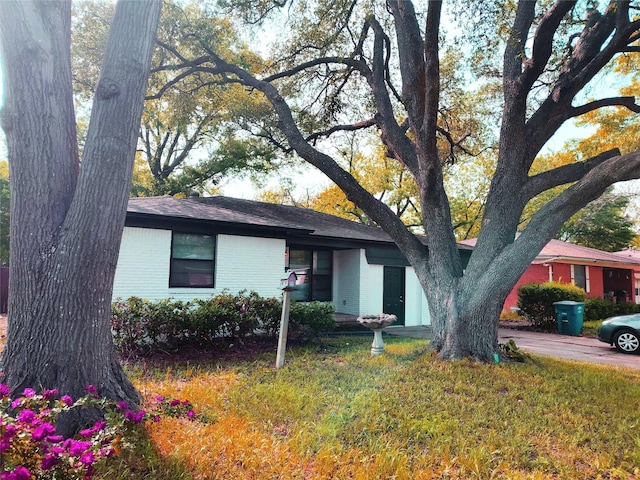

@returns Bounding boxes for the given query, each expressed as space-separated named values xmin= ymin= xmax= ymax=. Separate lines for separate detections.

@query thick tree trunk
xmin=0 ymin=0 xmax=161 ymax=435
xmin=434 ymin=296 xmax=503 ymax=362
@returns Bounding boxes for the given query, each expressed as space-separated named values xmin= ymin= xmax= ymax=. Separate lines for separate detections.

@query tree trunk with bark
xmin=0 ymin=0 xmax=161 ymax=435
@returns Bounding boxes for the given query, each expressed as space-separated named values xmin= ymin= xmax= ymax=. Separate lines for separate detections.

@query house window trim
xmin=169 ymin=232 xmax=216 ymax=289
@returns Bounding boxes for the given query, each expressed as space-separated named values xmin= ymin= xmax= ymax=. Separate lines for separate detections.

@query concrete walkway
xmin=383 ymin=325 xmax=640 ymax=369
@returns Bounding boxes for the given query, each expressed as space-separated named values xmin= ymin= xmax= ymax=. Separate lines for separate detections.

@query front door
xmin=383 ymin=266 xmax=405 ymax=326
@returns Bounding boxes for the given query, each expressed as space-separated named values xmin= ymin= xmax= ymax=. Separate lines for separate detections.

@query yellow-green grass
xmin=582 ymin=320 xmax=603 ymax=338
xmin=94 ymin=336 xmax=639 ymax=479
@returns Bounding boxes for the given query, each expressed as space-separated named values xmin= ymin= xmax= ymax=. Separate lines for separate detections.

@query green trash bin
xmin=552 ymin=301 xmax=585 ymax=335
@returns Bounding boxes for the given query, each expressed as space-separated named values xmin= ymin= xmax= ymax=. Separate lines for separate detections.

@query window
xmin=571 ymin=264 xmax=590 ymax=292
xmin=169 ymin=233 xmax=215 ymax=288
xmin=286 ymin=248 xmax=332 ymax=301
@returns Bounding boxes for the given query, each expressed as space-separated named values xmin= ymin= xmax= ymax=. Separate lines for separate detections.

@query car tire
xmin=614 ymin=330 xmax=640 ymax=354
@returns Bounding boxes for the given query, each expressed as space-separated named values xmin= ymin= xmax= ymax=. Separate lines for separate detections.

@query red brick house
xmin=459 ymin=239 xmax=640 ymax=312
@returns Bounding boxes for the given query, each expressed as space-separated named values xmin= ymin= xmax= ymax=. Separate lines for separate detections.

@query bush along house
xmin=113 ymin=196 xmax=474 ymax=327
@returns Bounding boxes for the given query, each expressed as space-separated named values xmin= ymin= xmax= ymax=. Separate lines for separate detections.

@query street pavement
xmin=383 ymin=325 xmax=640 ymax=369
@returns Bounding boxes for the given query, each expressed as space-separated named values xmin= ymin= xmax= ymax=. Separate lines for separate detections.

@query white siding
xmin=113 ymin=227 xmax=175 ymax=301
xmin=215 ymin=234 xmax=284 ymax=298
xmin=360 ymin=262 xmax=385 ymax=315
xmin=113 ymin=227 xmax=286 ymax=302
xmin=334 ymin=249 xmax=362 ymax=315
xmin=405 ymin=268 xmax=431 ymax=326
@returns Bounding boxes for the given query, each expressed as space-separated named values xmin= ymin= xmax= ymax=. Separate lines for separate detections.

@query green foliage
xmin=557 ymin=191 xmax=637 ymax=252
xmin=111 ymin=292 xmax=335 ymax=355
xmin=584 ymin=297 xmax=617 ymax=321
xmin=517 ymin=281 xmax=586 ymax=330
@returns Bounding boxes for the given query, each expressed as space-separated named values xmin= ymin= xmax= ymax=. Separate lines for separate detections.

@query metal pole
xmin=276 ymin=288 xmax=292 ymax=369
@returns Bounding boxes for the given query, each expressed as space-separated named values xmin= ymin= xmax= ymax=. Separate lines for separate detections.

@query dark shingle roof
xmin=127 ymin=195 xmax=400 ymax=244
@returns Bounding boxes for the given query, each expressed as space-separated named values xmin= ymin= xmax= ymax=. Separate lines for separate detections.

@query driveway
xmin=384 ymin=325 xmax=640 ymax=369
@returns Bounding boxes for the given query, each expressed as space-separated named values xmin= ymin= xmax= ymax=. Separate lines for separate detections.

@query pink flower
xmin=156 ymin=396 xmax=164 ymax=402
xmin=84 ymin=385 xmax=97 ymax=395
xmin=1 ymin=466 xmax=31 ymax=480
xmin=187 ymin=410 xmax=195 ymax=418
xmin=31 ymin=422 xmax=56 ymax=441
xmin=60 ymin=395 xmax=73 ymax=406
xmin=22 ymin=388 xmax=36 ymax=398
xmin=41 ymin=454 xmax=59 ymax=470
xmin=125 ymin=410 xmax=145 ymax=423
xmin=92 ymin=419 xmax=106 ymax=432
xmin=117 ymin=401 xmax=128 ymax=411
xmin=42 ymin=389 xmax=58 ymax=399
xmin=65 ymin=439 xmax=92 ymax=456
xmin=170 ymin=399 xmax=180 ymax=407
xmin=79 ymin=451 xmax=95 ymax=465
xmin=17 ymin=409 xmax=36 ymax=424
xmin=0 ymin=383 xmax=9 ymax=397
xmin=0 ymin=438 xmax=10 ymax=454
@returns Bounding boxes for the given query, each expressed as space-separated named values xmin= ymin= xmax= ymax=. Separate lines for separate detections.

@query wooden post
xmin=276 ymin=287 xmax=293 ymax=369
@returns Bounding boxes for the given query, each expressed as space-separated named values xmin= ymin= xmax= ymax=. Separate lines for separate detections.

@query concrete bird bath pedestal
xmin=357 ymin=314 xmax=397 ymax=356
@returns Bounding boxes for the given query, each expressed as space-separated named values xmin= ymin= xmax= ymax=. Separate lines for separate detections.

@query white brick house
xmin=113 ymin=196 xmax=471 ymax=326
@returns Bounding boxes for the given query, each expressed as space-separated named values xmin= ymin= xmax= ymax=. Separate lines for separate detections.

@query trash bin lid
xmin=552 ymin=301 xmax=585 ymax=306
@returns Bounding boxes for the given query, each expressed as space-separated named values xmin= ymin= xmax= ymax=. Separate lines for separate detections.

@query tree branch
xmin=305 ymin=118 xmax=376 ymax=144
xmin=365 ymin=16 xmax=419 ymax=178
xmin=522 ymin=148 xmax=621 ymax=201
xmin=570 ymin=96 xmax=640 ymax=117
xmin=519 ymin=1 xmax=576 ymax=93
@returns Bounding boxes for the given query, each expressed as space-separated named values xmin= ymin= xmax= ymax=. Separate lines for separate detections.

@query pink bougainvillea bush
xmin=0 ymin=384 xmax=195 ymax=479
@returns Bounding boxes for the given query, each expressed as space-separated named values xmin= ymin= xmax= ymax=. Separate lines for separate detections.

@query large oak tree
xmin=0 ymin=0 xmax=161 ymax=432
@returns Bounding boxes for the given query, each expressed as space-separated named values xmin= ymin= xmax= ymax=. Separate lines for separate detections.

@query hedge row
xmin=111 ymin=291 xmax=336 ymax=355
xmin=517 ymin=281 xmax=640 ymax=330
xmin=583 ymin=297 xmax=640 ymax=321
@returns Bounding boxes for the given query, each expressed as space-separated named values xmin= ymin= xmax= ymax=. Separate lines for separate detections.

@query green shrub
xmin=111 ymin=292 xmax=336 ymax=355
xmin=614 ymin=301 xmax=640 ymax=315
xmin=584 ymin=297 xmax=617 ymax=321
xmin=289 ymin=301 xmax=336 ymax=342
xmin=517 ymin=281 xmax=586 ymax=331
xmin=584 ymin=298 xmax=640 ymax=321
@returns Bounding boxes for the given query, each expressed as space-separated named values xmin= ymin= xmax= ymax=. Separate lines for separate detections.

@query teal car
xmin=598 ymin=314 xmax=640 ymax=354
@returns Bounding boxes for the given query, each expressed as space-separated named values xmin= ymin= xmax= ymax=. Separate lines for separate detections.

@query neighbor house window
xmin=169 ymin=233 xmax=215 ymax=288
xmin=286 ymin=248 xmax=332 ymax=301
xmin=571 ymin=264 xmax=590 ymax=292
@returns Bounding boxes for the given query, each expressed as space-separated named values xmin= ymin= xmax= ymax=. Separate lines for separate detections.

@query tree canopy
xmin=558 ymin=189 xmax=637 ymax=251
xmin=72 ymin=1 xmax=280 ymax=197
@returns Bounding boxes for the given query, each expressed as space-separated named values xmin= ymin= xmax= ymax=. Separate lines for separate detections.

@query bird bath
xmin=357 ymin=314 xmax=397 ymax=356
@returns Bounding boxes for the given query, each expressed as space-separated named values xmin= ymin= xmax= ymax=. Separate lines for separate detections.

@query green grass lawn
xmin=98 ymin=335 xmax=639 ymax=479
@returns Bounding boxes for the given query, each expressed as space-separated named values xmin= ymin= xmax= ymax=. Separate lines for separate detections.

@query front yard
xmin=96 ymin=335 xmax=640 ymax=479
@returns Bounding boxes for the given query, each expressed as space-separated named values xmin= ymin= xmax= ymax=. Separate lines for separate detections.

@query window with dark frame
xmin=169 ymin=232 xmax=215 ymax=288
xmin=286 ymin=248 xmax=332 ymax=302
